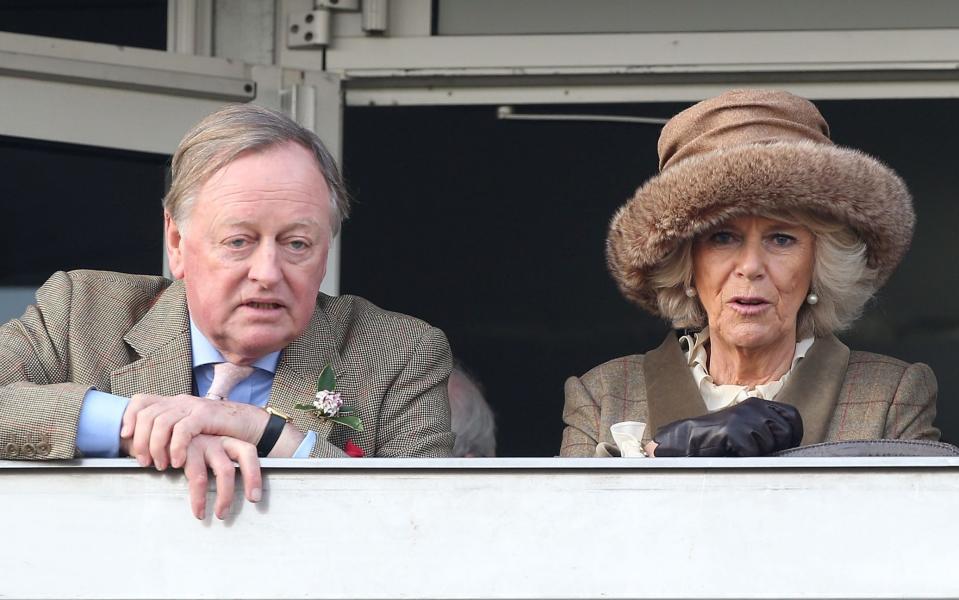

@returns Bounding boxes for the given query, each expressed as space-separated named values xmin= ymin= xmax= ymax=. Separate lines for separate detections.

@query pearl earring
xmin=806 ymin=292 xmax=819 ymax=305
xmin=685 ymin=287 xmax=697 ymax=298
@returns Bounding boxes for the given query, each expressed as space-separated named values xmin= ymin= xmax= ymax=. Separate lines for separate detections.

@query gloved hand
xmin=651 ymin=397 xmax=803 ymax=457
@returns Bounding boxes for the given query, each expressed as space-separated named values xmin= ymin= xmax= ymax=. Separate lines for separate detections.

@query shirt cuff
xmin=77 ymin=390 xmax=130 ymax=458
xmin=292 ymin=430 xmax=317 ymax=458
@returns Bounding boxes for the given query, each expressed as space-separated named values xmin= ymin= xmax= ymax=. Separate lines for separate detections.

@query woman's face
xmin=692 ymin=215 xmax=815 ymax=351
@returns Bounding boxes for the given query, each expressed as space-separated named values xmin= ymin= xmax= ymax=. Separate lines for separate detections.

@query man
xmin=448 ymin=363 xmax=496 ymax=457
xmin=0 ymin=104 xmax=454 ymax=518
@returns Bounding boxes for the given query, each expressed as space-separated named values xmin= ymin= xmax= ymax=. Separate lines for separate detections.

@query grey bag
xmin=774 ymin=439 xmax=959 ymax=457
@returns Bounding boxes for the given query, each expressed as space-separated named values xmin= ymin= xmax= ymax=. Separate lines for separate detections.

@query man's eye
xmin=288 ymin=240 xmax=309 ymax=251
xmin=227 ymin=238 xmax=248 ymax=249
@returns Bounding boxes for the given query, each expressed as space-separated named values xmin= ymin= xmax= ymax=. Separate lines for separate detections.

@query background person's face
xmin=166 ymin=142 xmax=332 ymax=364
xmin=692 ymin=215 xmax=815 ymax=352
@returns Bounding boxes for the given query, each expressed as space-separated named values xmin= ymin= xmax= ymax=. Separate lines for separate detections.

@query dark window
xmin=343 ymin=100 xmax=959 ymax=455
xmin=0 ymin=0 xmax=167 ymax=50
xmin=0 ymin=135 xmax=168 ymax=285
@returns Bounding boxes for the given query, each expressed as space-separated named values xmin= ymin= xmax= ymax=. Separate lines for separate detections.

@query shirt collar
xmin=681 ymin=327 xmax=813 ymax=371
xmin=679 ymin=326 xmax=814 ymax=411
xmin=189 ymin=318 xmax=281 ymax=374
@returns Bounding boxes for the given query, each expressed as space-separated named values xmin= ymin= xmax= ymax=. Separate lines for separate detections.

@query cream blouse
xmin=679 ymin=327 xmax=815 ymax=412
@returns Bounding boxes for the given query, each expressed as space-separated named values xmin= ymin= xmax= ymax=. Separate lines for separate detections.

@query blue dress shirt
xmin=76 ymin=319 xmax=316 ymax=457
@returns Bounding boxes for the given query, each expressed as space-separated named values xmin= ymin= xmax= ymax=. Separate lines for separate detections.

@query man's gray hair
xmin=448 ymin=363 xmax=497 ymax=458
xmin=163 ymin=103 xmax=350 ymax=235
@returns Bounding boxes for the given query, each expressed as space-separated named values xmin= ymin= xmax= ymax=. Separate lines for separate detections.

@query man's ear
xmin=164 ymin=211 xmax=185 ymax=279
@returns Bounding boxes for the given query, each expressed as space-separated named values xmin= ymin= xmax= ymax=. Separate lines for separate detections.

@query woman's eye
xmin=771 ymin=233 xmax=796 ymax=246
xmin=710 ymin=231 xmax=735 ymax=244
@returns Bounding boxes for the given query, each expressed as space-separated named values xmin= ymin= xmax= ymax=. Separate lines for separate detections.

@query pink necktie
xmin=205 ymin=363 xmax=255 ymax=401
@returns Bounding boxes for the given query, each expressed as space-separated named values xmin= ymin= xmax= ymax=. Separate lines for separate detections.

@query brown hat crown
xmin=658 ymin=89 xmax=833 ymax=171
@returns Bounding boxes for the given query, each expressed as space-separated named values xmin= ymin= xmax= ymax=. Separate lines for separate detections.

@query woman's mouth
xmin=728 ymin=296 xmax=771 ymax=316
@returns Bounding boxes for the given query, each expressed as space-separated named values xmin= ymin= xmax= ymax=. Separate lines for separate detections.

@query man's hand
xmin=649 ymin=397 xmax=804 ymax=457
xmin=120 ymin=394 xmax=268 ymax=469
xmin=183 ymin=434 xmax=262 ymax=520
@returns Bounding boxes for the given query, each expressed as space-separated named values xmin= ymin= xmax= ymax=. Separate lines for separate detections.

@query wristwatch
xmin=256 ymin=406 xmax=291 ymax=458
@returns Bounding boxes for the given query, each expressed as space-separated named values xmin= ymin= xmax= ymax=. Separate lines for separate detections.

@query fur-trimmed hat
xmin=606 ymin=88 xmax=914 ymax=315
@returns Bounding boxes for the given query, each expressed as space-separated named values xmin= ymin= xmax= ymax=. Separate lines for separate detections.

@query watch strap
xmin=256 ymin=408 xmax=289 ymax=458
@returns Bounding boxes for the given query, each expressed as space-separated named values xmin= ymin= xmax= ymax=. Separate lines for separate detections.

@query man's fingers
xmin=121 ymin=394 xmax=161 ymax=438
xmin=183 ymin=441 xmax=209 ymax=520
xmin=204 ymin=441 xmax=237 ymax=520
xmin=223 ymin=437 xmax=263 ymax=503
xmin=148 ymin=406 xmax=190 ymax=470
xmin=131 ymin=403 xmax=164 ymax=466
xmin=169 ymin=418 xmax=205 ymax=469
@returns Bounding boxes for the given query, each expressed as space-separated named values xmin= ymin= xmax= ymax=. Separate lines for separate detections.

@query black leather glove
xmin=652 ymin=397 xmax=803 ymax=457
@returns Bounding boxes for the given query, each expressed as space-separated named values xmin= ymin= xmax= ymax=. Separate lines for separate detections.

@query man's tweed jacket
xmin=0 ymin=270 xmax=454 ymax=460
xmin=561 ymin=333 xmax=939 ymax=456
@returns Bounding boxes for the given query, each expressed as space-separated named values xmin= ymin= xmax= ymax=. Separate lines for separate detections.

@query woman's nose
xmin=735 ymin=239 xmax=765 ymax=280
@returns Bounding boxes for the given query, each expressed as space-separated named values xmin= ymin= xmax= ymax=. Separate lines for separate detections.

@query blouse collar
xmin=679 ymin=327 xmax=815 ymax=412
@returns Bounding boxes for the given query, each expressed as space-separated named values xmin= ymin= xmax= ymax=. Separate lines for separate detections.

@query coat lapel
xmin=776 ymin=334 xmax=850 ymax=445
xmin=266 ymin=300 xmax=338 ymax=445
xmin=644 ymin=333 xmax=707 ymax=438
xmin=110 ymin=280 xmax=193 ymax=398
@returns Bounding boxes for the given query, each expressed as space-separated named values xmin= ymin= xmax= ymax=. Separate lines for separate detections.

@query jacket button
xmin=22 ymin=443 xmax=36 ymax=457
xmin=37 ymin=442 xmax=51 ymax=456
xmin=5 ymin=443 xmax=19 ymax=457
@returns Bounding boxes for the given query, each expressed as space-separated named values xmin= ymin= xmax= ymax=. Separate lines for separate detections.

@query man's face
xmin=166 ymin=142 xmax=332 ymax=364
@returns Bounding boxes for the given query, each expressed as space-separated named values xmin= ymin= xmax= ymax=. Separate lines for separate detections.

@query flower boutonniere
xmin=294 ymin=365 xmax=364 ymax=432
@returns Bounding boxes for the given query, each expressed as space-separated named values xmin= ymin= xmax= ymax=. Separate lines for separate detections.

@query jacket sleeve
xmin=310 ymin=325 xmax=455 ymax=458
xmin=0 ymin=272 xmax=90 ymax=459
xmin=882 ymin=362 xmax=940 ymax=441
xmin=560 ymin=375 xmax=602 ymax=457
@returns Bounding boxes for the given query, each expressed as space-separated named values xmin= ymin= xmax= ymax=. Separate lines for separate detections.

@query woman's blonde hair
xmin=649 ymin=210 xmax=879 ymax=338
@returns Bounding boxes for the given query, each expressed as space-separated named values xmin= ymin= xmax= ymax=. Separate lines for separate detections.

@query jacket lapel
xmin=776 ymin=334 xmax=849 ymax=445
xmin=644 ymin=333 xmax=707 ymax=439
xmin=110 ymin=280 xmax=193 ymax=398
xmin=266 ymin=300 xmax=338 ymax=445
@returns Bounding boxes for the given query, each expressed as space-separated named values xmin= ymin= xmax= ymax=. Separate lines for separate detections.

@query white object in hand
xmin=610 ymin=421 xmax=648 ymax=457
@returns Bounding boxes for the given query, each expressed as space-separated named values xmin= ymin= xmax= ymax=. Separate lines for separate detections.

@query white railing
xmin=2 ymin=457 xmax=958 ymax=599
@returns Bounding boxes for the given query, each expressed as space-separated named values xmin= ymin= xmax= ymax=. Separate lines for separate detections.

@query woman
xmin=561 ymin=89 xmax=939 ymax=458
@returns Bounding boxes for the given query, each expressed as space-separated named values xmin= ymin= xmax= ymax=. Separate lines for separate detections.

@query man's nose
xmin=248 ymin=242 xmax=282 ymax=286
xmin=735 ymin=238 xmax=766 ymax=280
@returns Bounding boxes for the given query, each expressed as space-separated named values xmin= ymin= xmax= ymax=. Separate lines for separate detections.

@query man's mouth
xmin=243 ymin=301 xmax=283 ymax=310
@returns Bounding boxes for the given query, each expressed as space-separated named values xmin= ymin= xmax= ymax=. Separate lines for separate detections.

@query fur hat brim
xmin=606 ymin=140 xmax=914 ymax=315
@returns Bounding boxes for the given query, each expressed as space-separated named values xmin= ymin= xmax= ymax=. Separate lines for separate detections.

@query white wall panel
xmin=1 ymin=458 xmax=958 ymax=598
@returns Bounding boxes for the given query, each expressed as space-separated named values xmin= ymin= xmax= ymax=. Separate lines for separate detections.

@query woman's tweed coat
xmin=560 ymin=333 xmax=938 ymax=457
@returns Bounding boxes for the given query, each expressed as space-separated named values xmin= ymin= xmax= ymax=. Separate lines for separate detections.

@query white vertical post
xmin=282 ymin=75 xmax=344 ymax=296
xmin=167 ymin=0 xmax=214 ymax=56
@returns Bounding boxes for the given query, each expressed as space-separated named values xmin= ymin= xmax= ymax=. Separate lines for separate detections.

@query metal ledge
xmin=5 ymin=456 xmax=959 ymax=469
xmin=0 ymin=49 xmax=255 ymax=102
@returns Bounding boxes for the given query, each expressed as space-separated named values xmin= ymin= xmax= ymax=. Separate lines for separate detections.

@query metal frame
xmin=290 ymin=19 xmax=959 ymax=105
xmin=0 ymin=31 xmax=261 ymax=154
